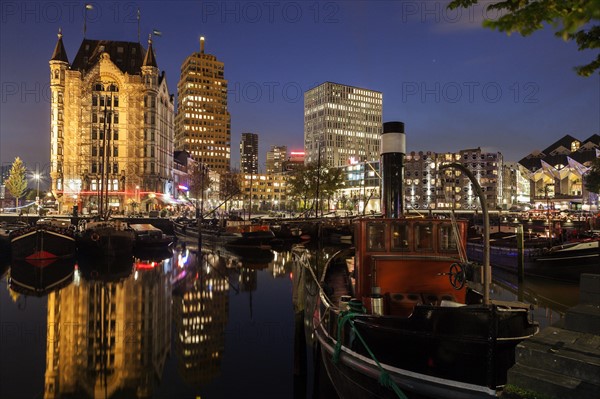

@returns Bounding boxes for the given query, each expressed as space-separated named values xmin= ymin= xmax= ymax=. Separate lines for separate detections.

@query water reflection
xmin=44 ymin=256 xmax=172 ymax=398
xmin=9 ymin=258 xmax=75 ymax=296
xmin=172 ymin=248 xmax=229 ymax=388
xmin=0 ymin=244 xmax=580 ymax=399
xmin=489 ymin=268 xmax=580 ymax=329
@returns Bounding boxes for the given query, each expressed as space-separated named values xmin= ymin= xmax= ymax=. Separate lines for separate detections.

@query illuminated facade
xmin=518 ymin=134 xmax=600 ymax=210
xmin=304 ymin=82 xmax=382 ymax=167
xmin=235 ymin=172 xmax=288 ymax=212
xmin=502 ymin=162 xmax=531 ymax=209
xmin=284 ymin=151 xmax=305 ymax=172
xmin=240 ymin=133 xmax=259 ymax=173
xmin=174 ymin=37 xmax=231 ymax=175
xmin=404 ymin=148 xmax=503 ymax=211
xmin=336 ymin=161 xmax=381 ymax=214
xmin=266 ymin=145 xmax=287 ymax=174
xmin=44 ymin=264 xmax=171 ymax=398
xmin=49 ymin=32 xmax=174 ymax=213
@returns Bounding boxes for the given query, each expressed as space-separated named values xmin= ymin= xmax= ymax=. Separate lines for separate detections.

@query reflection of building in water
xmin=172 ymin=252 xmax=230 ymax=387
xmin=239 ymin=267 xmax=257 ymax=293
xmin=44 ymin=264 xmax=171 ymax=398
xmin=269 ymin=250 xmax=292 ymax=278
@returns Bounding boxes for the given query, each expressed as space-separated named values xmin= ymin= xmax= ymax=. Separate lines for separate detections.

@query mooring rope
xmin=333 ymin=308 xmax=408 ymax=399
xmin=292 ymin=246 xmax=407 ymax=399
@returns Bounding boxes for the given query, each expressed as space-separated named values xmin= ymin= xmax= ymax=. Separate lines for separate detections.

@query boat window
xmin=439 ymin=224 xmax=458 ymax=252
xmin=415 ymin=223 xmax=433 ymax=250
xmin=367 ymin=223 xmax=386 ymax=251
xmin=391 ymin=222 xmax=409 ymax=251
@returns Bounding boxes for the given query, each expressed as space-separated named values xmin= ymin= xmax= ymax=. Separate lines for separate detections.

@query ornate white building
xmin=49 ymin=31 xmax=174 ymax=214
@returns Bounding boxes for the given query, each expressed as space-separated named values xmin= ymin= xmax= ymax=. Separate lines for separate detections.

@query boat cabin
xmin=353 ymin=217 xmax=469 ymax=316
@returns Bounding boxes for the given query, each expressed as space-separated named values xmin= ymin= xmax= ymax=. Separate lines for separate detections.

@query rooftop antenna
xmin=137 ymin=8 xmax=141 ymax=43
xmin=200 ymin=36 xmax=205 ymax=54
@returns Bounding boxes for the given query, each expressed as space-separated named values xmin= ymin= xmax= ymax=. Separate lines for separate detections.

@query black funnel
xmin=380 ymin=122 xmax=406 ymax=218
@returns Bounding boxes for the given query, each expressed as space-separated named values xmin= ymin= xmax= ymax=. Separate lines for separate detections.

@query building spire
xmin=143 ymin=33 xmax=157 ymax=67
xmin=200 ymin=36 xmax=205 ymax=54
xmin=50 ymin=27 xmax=69 ymax=63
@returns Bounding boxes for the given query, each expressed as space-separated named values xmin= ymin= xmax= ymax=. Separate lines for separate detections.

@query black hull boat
xmin=297 ymin=122 xmax=538 ymax=399
xmin=531 ymin=240 xmax=600 ymax=281
xmin=174 ymin=219 xmax=275 ymax=249
xmin=223 ymin=229 xmax=275 ymax=249
xmin=173 ymin=219 xmax=200 ymax=242
xmin=9 ymin=219 xmax=76 ymax=261
xmin=130 ymin=223 xmax=175 ymax=250
xmin=9 ymin=257 xmax=75 ymax=296
xmin=0 ymin=222 xmax=16 ymax=261
xmin=308 ymin=224 xmax=538 ymax=399
xmin=77 ymin=220 xmax=134 ymax=260
xmin=467 ymin=240 xmax=600 ymax=283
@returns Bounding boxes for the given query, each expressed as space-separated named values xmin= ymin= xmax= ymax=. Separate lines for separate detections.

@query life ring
xmin=90 ymin=232 xmax=100 ymax=242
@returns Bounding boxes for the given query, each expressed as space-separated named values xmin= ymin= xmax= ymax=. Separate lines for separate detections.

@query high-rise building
xmin=304 ymin=82 xmax=382 ymax=167
xmin=49 ymin=31 xmax=174 ymax=213
xmin=266 ymin=145 xmax=287 ymax=174
xmin=284 ymin=150 xmax=305 ymax=172
xmin=175 ymin=37 xmax=230 ymax=175
xmin=240 ymin=133 xmax=259 ymax=173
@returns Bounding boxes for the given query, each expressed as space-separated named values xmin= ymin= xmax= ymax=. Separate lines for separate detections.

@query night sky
xmin=1 ymin=1 xmax=598 ymax=180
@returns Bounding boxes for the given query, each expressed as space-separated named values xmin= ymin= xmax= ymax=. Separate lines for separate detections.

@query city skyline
xmin=1 ymin=1 xmax=598 ymax=175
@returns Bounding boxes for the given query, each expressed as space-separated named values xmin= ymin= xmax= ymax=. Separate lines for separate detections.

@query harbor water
xmin=0 ymin=244 xmax=580 ymax=399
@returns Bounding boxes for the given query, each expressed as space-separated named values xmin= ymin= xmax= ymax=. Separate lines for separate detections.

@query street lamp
xmin=33 ymin=173 xmax=41 ymax=204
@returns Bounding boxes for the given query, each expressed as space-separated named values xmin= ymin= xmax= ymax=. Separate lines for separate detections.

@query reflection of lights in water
xmin=73 ymin=265 xmax=81 ymax=286
xmin=163 ymin=257 xmax=172 ymax=272
xmin=134 ymin=270 xmax=139 ymax=280
xmin=136 ymin=261 xmax=156 ymax=269
xmin=178 ymin=251 xmax=189 ymax=268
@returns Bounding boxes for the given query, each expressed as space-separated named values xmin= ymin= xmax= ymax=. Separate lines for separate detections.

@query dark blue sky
xmin=1 ymin=1 xmax=598 ymax=174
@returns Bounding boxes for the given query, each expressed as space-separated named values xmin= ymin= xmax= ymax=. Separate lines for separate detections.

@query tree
xmin=287 ymin=162 xmax=345 ymax=214
xmin=188 ymin=163 xmax=212 ymax=216
xmin=5 ymin=157 xmax=27 ymax=208
xmin=319 ymin=166 xmax=345 ymax=213
xmin=448 ymin=0 xmax=600 ymax=76
xmin=287 ymin=162 xmax=318 ymax=211
xmin=220 ymin=171 xmax=242 ymax=213
xmin=584 ymin=158 xmax=600 ymax=193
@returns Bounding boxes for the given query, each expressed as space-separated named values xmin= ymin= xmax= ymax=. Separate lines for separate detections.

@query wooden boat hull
xmin=10 ymin=226 xmax=76 ymax=261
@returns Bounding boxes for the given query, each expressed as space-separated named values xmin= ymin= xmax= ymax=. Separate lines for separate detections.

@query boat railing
xmin=467 ymin=242 xmax=545 ymax=258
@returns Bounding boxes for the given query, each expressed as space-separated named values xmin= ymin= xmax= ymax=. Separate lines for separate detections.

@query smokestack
xmin=381 ymin=121 xmax=406 ymax=218
xmin=200 ymin=36 xmax=205 ymax=53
